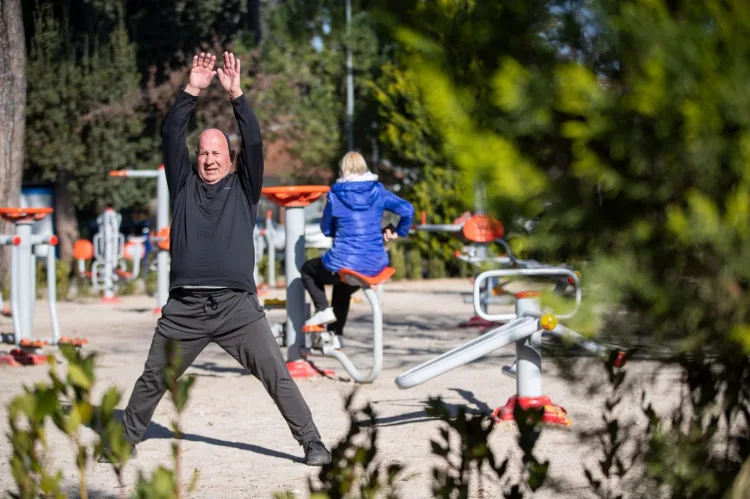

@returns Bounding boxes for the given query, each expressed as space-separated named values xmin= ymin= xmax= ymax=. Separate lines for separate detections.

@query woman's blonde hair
xmin=339 ymin=151 xmax=369 ymax=177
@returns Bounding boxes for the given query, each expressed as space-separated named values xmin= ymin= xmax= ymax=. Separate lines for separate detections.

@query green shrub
xmin=388 ymin=243 xmax=406 ymax=281
xmin=5 ymin=340 xmax=197 ymax=499
xmin=427 ymin=257 xmax=446 ymax=279
xmin=406 ymin=247 xmax=422 ymax=280
xmin=34 ymin=256 xmax=71 ymax=300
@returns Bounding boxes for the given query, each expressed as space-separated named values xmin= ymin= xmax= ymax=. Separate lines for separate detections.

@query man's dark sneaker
xmin=304 ymin=440 xmax=331 ymax=466
xmin=97 ymin=444 xmax=137 ymax=464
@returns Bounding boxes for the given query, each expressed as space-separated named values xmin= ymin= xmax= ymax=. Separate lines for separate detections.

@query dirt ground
xmin=0 ymin=278 xmax=681 ymax=499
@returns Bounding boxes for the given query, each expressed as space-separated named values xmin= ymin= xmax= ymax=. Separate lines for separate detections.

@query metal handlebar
xmin=472 ymin=267 xmax=581 ymax=322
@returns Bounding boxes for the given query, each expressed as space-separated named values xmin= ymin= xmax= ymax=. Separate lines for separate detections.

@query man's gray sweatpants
xmin=122 ymin=287 xmax=321 ymax=446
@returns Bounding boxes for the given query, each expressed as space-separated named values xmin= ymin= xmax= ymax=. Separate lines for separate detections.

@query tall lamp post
xmin=346 ymin=0 xmax=354 ymax=151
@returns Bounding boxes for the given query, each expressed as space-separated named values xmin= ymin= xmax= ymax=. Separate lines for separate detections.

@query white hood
xmin=336 ymin=172 xmax=379 ymax=183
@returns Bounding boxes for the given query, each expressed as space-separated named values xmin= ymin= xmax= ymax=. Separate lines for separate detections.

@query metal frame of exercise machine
xmin=0 ymin=208 xmax=86 ymax=366
xmin=301 ymin=267 xmax=395 ymax=383
xmin=108 ymin=166 xmax=171 ymax=313
xmin=394 ymin=267 xmax=625 ymax=426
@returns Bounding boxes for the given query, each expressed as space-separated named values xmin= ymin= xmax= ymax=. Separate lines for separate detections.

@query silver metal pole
xmin=46 ymin=240 xmax=60 ymax=344
xmin=102 ymin=209 xmax=116 ymax=301
xmin=9 ymin=242 xmax=23 ymax=343
xmin=266 ymin=210 xmax=276 ymax=288
xmin=394 ymin=317 xmax=539 ymax=389
xmin=308 ymin=286 xmax=384 ymax=383
xmin=156 ymin=166 xmax=170 ymax=312
xmin=285 ymin=206 xmax=307 ymax=361
xmin=515 ymin=296 xmax=542 ymax=398
xmin=16 ymin=223 xmax=33 ymax=343
xmin=346 ymin=0 xmax=354 ymax=151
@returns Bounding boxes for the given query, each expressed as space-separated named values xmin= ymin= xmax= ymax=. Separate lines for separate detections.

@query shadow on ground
xmin=86 ymin=409 xmax=304 ymax=464
xmin=356 ymin=388 xmax=495 ymax=428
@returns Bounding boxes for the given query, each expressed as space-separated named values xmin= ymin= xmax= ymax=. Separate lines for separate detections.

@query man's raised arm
xmin=163 ymin=53 xmax=218 ymax=198
xmin=218 ymin=52 xmax=264 ymax=204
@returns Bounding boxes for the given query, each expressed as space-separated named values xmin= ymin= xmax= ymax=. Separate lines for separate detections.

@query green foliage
xmin=5 ymin=345 xmax=128 ymax=499
xmin=25 ymin=2 xmax=153 ymax=216
xmin=372 ymin=62 xmax=471 ymax=272
xmin=257 ymin=254 xmax=283 ymax=287
xmin=388 ymin=243 xmax=406 ymax=281
xmin=405 ymin=247 xmax=422 ymax=280
xmin=375 ymin=0 xmax=750 ymax=496
xmin=34 ymin=258 xmax=71 ymax=300
xmin=425 ymin=396 xmax=551 ymax=498
xmin=427 ymin=257 xmax=445 ymax=279
xmin=5 ymin=338 xmax=197 ymax=498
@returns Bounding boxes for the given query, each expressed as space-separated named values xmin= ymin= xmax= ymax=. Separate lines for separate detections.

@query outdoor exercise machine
xmin=261 ymin=185 xmax=334 ymax=379
xmin=394 ymin=267 xmax=625 ymax=426
xmin=301 ymin=266 xmax=395 ymax=383
xmin=73 ymin=207 xmax=145 ymax=302
xmin=107 ymin=166 xmax=170 ymax=313
xmin=0 ymin=208 xmax=85 ymax=366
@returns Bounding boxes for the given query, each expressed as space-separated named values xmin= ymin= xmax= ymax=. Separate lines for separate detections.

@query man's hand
xmin=383 ymin=224 xmax=398 ymax=242
xmin=217 ymin=51 xmax=243 ymax=100
xmin=185 ymin=52 xmax=217 ymax=96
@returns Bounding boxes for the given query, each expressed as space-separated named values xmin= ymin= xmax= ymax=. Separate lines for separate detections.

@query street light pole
xmin=346 ymin=0 xmax=354 ymax=151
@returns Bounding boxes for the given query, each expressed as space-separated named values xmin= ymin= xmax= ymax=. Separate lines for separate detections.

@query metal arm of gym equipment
xmin=394 ymin=267 xmax=580 ymax=390
xmin=302 ymin=286 xmax=383 ymax=383
xmin=394 ymin=317 xmax=540 ymax=389
xmin=472 ymin=267 xmax=581 ymax=322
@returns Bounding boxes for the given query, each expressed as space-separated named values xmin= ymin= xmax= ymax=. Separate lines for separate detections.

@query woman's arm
xmin=383 ymin=190 xmax=415 ymax=237
xmin=320 ymin=194 xmax=335 ymax=238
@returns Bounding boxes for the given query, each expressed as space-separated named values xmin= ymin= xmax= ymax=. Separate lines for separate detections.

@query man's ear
xmin=229 ymin=149 xmax=237 ymax=172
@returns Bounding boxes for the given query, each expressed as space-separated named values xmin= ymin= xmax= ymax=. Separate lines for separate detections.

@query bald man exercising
xmin=99 ymin=51 xmax=331 ymax=466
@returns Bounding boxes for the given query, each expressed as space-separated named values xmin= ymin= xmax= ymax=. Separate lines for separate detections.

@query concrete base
xmin=285 ymin=359 xmax=334 ymax=379
xmin=492 ymin=395 xmax=571 ymax=426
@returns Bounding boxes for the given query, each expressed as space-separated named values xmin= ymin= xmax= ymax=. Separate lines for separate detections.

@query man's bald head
xmin=196 ymin=128 xmax=235 ymax=184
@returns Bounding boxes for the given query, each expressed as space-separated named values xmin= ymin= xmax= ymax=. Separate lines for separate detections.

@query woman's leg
xmin=300 ymin=257 xmax=334 ymax=312
xmin=328 ymin=282 xmax=358 ymax=336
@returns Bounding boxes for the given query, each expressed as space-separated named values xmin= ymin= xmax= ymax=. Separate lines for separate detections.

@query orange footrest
xmin=19 ymin=339 xmax=49 ymax=349
xmin=58 ymin=337 xmax=88 ymax=347
xmin=302 ymin=325 xmax=325 ymax=333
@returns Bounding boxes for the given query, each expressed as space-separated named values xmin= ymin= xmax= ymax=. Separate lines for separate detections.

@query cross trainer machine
xmin=73 ymin=207 xmax=145 ymax=302
xmin=394 ymin=267 xmax=625 ymax=426
xmin=301 ymin=267 xmax=395 ymax=383
xmin=0 ymin=208 xmax=85 ymax=366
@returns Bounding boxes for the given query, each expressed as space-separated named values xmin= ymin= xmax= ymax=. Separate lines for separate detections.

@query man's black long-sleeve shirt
xmin=162 ymin=89 xmax=264 ymax=293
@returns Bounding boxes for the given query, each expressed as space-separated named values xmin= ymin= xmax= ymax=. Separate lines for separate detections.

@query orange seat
xmin=338 ymin=267 xmax=395 ymax=288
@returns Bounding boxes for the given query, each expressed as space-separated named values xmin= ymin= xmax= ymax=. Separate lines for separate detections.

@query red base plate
xmin=457 ymin=315 xmax=496 ymax=329
xmin=491 ymin=395 xmax=571 ymax=426
xmin=0 ymin=355 xmax=19 ymax=367
xmin=286 ymin=360 xmax=334 ymax=379
xmin=8 ymin=349 xmax=50 ymax=366
xmin=101 ymin=296 xmax=121 ymax=304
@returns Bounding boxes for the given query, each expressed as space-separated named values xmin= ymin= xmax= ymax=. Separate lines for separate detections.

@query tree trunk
xmin=0 ymin=0 xmax=26 ymax=290
xmin=54 ymin=179 xmax=79 ymax=265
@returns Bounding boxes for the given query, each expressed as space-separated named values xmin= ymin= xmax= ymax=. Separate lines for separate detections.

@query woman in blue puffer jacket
xmin=301 ymin=151 xmax=414 ymax=347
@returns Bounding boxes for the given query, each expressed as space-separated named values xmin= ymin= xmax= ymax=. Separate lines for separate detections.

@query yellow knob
xmin=540 ymin=314 xmax=558 ymax=331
